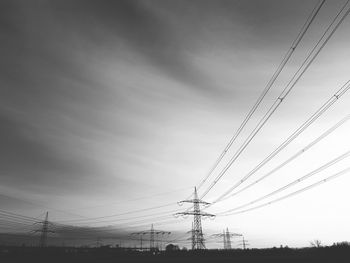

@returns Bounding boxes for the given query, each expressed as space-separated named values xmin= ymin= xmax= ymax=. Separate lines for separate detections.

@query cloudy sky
xmin=0 ymin=0 xmax=350 ymax=248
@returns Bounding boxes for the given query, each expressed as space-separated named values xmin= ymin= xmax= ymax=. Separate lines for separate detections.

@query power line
xmin=195 ymin=0 xmax=325 ymax=192
xmin=67 ymin=187 xmax=192 ymax=211
xmin=0 ymin=220 xmax=33 ymax=231
xmin=0 ymin=209 xmax=180 ymax=246
xmin=0 ymin=199 xmax=180 ymax=228
xmin=221 ymin=166 xmax=350 ymax=217
xmin=53 ymin=214 xmax=174 ymax=233
xmin=214 ymin=113 xmax=350 ymax=204
xmin=57 ymin=203 xmax=176 ymax=223
xmin=51 ymin=210 xmax=184 ymax=236
xmin=0 ymin=208 xmax=177 ymax=240
xmin=217 ymin=150 xmax=350 ymax=215
xmin=50 ymin=210 xmax=181 ymax=234
xmin=58 ymin=208 xmax=182 ymax=226
xmin=0 ymin=214 xmax=36 ymax=225
xmin=200 ymin=1 xmax=350 ymax=199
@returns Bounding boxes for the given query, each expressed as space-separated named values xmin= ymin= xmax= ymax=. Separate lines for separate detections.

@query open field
xmin=1 ymin=246 xmax=350 ymax=263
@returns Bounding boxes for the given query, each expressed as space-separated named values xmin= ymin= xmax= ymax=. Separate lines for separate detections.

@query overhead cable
xmin=200 ymin=1 xmax=350 ymax=199
xmin=218 ymin=150 xmax=350 ymax=215
xmin=220 ymin=166 xmax=350 ymax=216
xmin=195 ymin=0 xmax=326 ymax=192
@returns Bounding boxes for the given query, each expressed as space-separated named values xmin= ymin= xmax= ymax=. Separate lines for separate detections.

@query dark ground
xmin=1 ymin=246 xmax=350 ymax=263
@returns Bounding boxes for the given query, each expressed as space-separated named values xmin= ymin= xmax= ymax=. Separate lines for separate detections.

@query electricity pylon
xmin=131 ymin=224 xmax=170 ymax=251
xmin=33 ymin=212 xmax=54 ymax=247
xmin=212 ymin=228 xmax=241 ymax=249
xmin=131 ymin=232 xmax=145 ymax=250
xmin=175 ymin=187 xmax=215 ymax=250
xmin=211 ymin=230 xmax=226 ymax=249
xmin=225 ymin=228 xmax=231 ymax=249
xmin=237 ymin=235 xmax=249 ymax=250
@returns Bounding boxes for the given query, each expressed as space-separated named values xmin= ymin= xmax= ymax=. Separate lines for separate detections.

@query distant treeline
xmin=1 ymin=244 xmax=350 ymax=263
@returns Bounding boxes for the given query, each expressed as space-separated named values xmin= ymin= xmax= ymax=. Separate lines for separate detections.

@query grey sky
xmin=0 ymin=0 xmax=350 ymax=248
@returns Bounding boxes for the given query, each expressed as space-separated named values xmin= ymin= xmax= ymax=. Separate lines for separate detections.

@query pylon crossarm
xmin=131 ymin=232 xmax=143 ymax=236
xmin=211 ymin=234 xmax=224 ymax=237
xmin=175 ymin=211 xmax=215 ymax=217
xmin=201 ymin=212 xmax=215 ymax=218
xmin=153 ymin=229 xmax=170 ymax=233
xmin=34 ymin=221 xmax=54 ymax=225
xmin=32 ymin=230 xmax=55 ymax=233
xmin=178 ymin=199 xmax=210 ymax=205
xmin=155 ymin=231 xmax=171 ymax=234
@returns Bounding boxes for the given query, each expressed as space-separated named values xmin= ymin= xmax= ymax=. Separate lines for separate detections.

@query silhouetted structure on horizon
xmin=176 ymin=187 xmax=215 ymax=250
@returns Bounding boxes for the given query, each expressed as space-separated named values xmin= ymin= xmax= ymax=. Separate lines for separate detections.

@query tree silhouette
xmin=310 ymin=239 xmax=322 ymax=248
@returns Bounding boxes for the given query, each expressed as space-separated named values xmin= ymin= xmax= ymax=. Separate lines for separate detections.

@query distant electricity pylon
xmin=237 ymin=235 xmax=249 ymax=250
xmin=33 ymin=212 xmax=54 ymax=247
xmin=131 ymin=224 xmax=170 ymax=251
xmin=212 ymin=228 xmax=242 ymax=249
xmin=175 ymin=187 xmax=215 ymax=250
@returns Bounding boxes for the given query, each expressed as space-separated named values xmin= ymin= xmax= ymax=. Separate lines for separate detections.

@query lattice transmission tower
xmin=212 ymin=228 xmax=242 ymax=249
xmin=225 ymin=228 xmax=231 ymax=249
xmin=131 ymin=224 xmax=170 ymax=251
xmin=239 ymin=235 xmax=249 ymax=250
xmin=33 ymin=212 xmax=54 ymax=247
xmin=176 ymin=187 xmax=215 ymax=250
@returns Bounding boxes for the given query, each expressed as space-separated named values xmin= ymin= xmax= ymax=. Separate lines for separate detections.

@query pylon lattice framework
xmin=131 ymin=224 xmax=170 ymax=251
xmin=176 ymin=187 xmax=215 ymax=250
xmin=212 ymin=228 xmax=242 ymax=250
xmin=33 ymin=212 xmax=54 ymax=247
xmin=238 ymin=236 xmax=249 ymax=250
